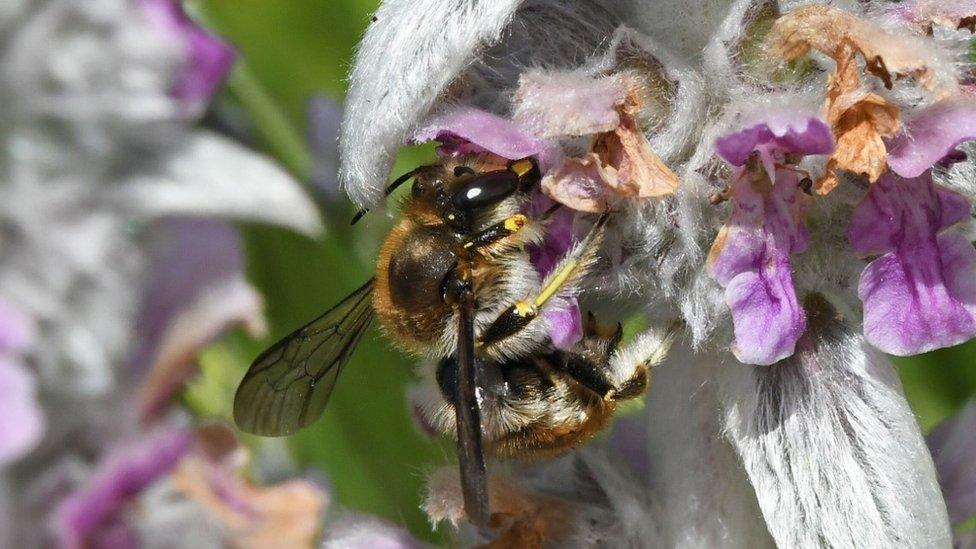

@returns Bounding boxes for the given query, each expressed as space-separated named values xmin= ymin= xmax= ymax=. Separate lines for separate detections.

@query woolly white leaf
xmin=117 ymin=132 xmax=323 ymax=236
xmin=642 ymin=339 xmax=777 ymax=547
xmin=722 ymin=295 xmax=953 ymax=548
xmin=339 ymin=0 xmax=526 ymax=207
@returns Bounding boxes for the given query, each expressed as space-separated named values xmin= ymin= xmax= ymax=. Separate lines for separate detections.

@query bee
xmin=233 ymin=153 xmax=673 ymax=528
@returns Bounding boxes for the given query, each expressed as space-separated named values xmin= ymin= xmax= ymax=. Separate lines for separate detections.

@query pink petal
xmin=927 ymin=403 xmax=976 ymax=526
xmin=851 ymin=174 xmax=976 ymax=355
xmin=0 ymin=300 xmax=33 ymax=354
xmin=140 ymin=0 xmax=236 ymax=110
xmin=527 ymin=203 xmax=583 ymax=348
xmin=409 ymin=107 xmax=561 ymax=171
xmin=715 ymin=115 xmax=834 ymax=168
xmin=131 ymin=219 xmax=266 ymax=421
xmin=0 ymin=358 xmax=44 ymax=466
xmin=56 ymin=429 xmax=193 ymax=549
xmin=849 ymin=173 xmax=971 ymax=256
xmin=708 ymin=169 xmax=809 ymax=365
xmin=545 ymin=301 xmax=584 ymax=350
xmin=887 ymin=100 xmax=976 ymax=178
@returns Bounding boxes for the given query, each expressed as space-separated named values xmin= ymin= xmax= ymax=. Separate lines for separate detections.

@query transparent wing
xmin=234 ymin=279 xmax=375 ymax=436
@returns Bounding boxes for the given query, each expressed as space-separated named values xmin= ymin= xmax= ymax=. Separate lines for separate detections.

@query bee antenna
xmin=349 ymin=168 xmax=419 ymax=225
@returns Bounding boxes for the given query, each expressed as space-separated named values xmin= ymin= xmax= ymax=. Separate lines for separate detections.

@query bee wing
xmin=234 ymin=279 xmax=375 ymax=437
xmin=454 ymin=289 xmax=491 ymax=528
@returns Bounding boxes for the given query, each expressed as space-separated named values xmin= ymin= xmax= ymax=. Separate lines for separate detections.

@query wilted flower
xmin=339 ymin=0 xmax=976 ymax=545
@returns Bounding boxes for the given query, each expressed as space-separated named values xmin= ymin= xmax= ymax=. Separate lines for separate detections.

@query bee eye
xmin=451 ymin=171 xmax=519 ymax=211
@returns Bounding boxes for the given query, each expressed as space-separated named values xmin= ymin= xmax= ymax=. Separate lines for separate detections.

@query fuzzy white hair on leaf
xmin=722 ymin=294 xmax=953 ymax=548
xmin=340 ymin=0 xmax=527 ymax=207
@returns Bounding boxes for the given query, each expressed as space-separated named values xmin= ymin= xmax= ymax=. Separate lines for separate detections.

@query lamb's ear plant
xmin=340 ymin=0 xmax=976 ymax=545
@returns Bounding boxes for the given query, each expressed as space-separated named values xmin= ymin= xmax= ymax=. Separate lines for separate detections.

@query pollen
xmin=505 ymin=215 xmax=527 ymax=232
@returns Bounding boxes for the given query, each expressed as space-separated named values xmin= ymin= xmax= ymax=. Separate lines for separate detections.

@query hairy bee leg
xmin=480 ymin=213 xmax=611 ymax=346
xmin=603 ymin=322 xmax=680 ymax=400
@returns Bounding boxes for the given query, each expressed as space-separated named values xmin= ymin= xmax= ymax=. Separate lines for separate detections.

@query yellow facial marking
xmin=510 ymin=159 xmax=534 ymax=178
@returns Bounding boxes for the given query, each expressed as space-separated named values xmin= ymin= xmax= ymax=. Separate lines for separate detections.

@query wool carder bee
xmin=233 ymin=153 xmax=673 ymax=528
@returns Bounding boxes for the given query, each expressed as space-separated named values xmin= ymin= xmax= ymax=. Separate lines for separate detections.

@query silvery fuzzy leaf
xmin=116 ymin=131 xmax=323 ymax=236
xmin=339 ymin=0 xmax=527 ymax=207
xmin=642 ymin=339 xmax=777 ymax=547
xmin=722 ymin=294 xmax=952 ymax=548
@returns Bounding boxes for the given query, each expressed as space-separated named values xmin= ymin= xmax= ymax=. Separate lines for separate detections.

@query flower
xmin=887 ymin=99 xmax=976 ymax=178
xmin=0 ymin=0 xmax=321 ymax=545
xmin=708 ymin=112 xmax=833 ymax=364
xmin=340 ymin=0 xmax=971 ymax=545
xmin=56 ymin=425 xmax=329 ymax=548
xmin=0 ymin=300 xmax=43 ymax=467
xmin=928 ymin=402 xmax=976 ymax=545
xmin=849 ymin=172 xmax=976 ymax=355
xmin=56 ymin=429 xmax=194 ymax=549
xmin=139 ymin=0 xmax=236 ymax=112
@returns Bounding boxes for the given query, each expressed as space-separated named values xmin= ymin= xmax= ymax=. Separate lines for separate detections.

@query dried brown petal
xmin=424 ymin=468 xmax=571 ymax=547
xmin=541 ymin=91 xmax=678 ymax=212
xmin=169 ymin=430 xmax=326 ymax=549
xmin=816 ymin=44 xmax=901 ymax=192
xmin=770 ymin=5 xmax=939 ymax=90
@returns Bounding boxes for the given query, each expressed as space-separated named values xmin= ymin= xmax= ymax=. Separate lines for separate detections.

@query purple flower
xmin=409 ymin=106 xmax=561 ymax=171
xmin=130 ymin=218 xmax=266 ymax=421
xmin=849 ymin=172 xmax=976 ymax=355
xmin=887 ymin=99 xmax=976 ymax=178
xmin=0 ymin=301 xmax=42 ymax=467
xmin=928 ymin=403 xmax=976 ymax=528
xmin=140 ymin=0 xmax=236 ymax=111
xmin=714 ymin=115 xmax=835 ymax=179
xmin=527 ymin=203 xmax=584 ymax=349
xmin=708 ymin=115 xmax=831 ymax=365
xmin=55 ymin=429 xmax=193 ymax=549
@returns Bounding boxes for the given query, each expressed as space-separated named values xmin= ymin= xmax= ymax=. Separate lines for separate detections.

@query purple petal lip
xmin=0 ymin=300 xmax=32 ymax=353
xmin=409 ymin=107 xmax=562 ymax=171
xmin=928 ymin=402 xmax=976 ymax=526
xmin=715 ymin=115 xmax=834 ymax=167
xmin=0 ymin=358 xmax=44 ymax=466
xmin=887 ymin=99 xmax=976 ymax=178
xmin=850 ymin=173 xmax=976 ymax=355
xmin=140 ymin=0 xmax=237 ymax=108
xmin=709 ymin=170 xmax=810 ymax=365
xmin=56 ymin=429 xmax=193 ymax=549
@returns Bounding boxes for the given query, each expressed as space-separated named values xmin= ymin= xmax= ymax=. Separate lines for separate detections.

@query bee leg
xmin=480 ymin=214 xmax=611 ymax=346
xmin=462 ymin=214 xmax=530 ymax=252
xmin=603 ymin=322 xmax=680 ymax=400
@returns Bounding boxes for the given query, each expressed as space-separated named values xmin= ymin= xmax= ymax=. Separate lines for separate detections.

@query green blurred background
xmin=184 ymin=1 xmax=976 ymax=542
